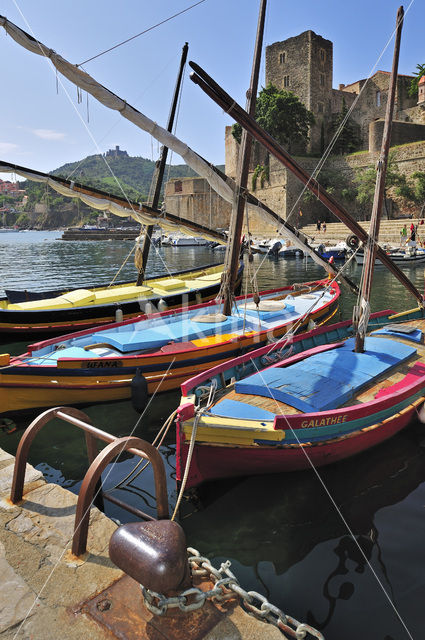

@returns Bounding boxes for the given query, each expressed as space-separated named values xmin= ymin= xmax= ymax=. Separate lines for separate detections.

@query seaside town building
xmin=0 ymin=179 xmax=23 ymax=196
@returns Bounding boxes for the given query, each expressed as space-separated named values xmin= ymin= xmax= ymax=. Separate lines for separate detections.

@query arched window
xmin=376 ymin=90 xmax=381 ymax=107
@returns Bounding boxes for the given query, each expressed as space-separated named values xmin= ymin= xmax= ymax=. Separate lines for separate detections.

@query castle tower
xmin=265 ymin=30 xmax=333 ymax=153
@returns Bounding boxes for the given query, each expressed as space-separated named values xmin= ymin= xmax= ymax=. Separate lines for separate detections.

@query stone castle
xmin=165 ymin=30 xmax=425 ymax=234
xmin=263 ymin=30 xmax=425 ymax=155
xmin=105 ymin=145 xmax=128 ymax=158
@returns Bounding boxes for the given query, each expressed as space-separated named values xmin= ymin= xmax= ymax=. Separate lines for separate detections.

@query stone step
xmin=275 ymin=219 xmax=422 ymax=245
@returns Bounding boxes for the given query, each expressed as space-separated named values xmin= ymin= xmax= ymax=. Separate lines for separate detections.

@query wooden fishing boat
xmin=174 ymin=7 xmax=425 ymax=490
xmin=0 ymin=262 xmax=232 ymax=338
xmin=175 ymin=308 xmax=425 ymax=488
xmin=0 ymin=278 xmax=339 ymax=415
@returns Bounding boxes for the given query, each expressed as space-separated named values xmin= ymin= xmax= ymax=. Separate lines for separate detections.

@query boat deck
xmin=2 ymin=268 xmax=223 ymax=311
xmin=210 ymin=318 xmax=425 ymax=419
xmin=25 ymin=286 xmax=336 ymax=365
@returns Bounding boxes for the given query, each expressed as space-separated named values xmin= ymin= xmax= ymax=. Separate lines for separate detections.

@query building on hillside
xmin=105 ymin=145 xmax=128 ymax=158
xmin=264 ymin=30 xmax=425 ymax=154
xmin=0 ymin=179 xmax=22 ymax=195
xmin=225 ymin=29 xmax=425 ymax=170
xmin=271 ymin=31 xmax=425 ymax=153
xmin=418 ymin=75 xmax=425 ymax=105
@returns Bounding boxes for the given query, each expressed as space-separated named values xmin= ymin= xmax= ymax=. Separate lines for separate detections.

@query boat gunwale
xmin=180 ymin=329 xmax=425 ymax=437
xmin=0 ymin=261 xmax=225 ymax=305
xmin=23 ymin=278 xmax=338 ymax=358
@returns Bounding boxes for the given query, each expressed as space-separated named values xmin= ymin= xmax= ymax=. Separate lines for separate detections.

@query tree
xmin=411 ymin=172 xmax=425 ymax=205
xmin=354 ymin=153 xmax=419 ymax=218
xmin=408 ymin=63 xmax=425 ymax=98
xmin=251 ymin=164 xmax=269 ymax=191
xmin=400 ymin=172 xmax=425 ymax=215
xmin=232 ymin=84 xmax=315 ymax=153
xmin=302 ymin=168 xmax=355 ymax=221
xmin=329 ymin=100 xmax=361 ymax=155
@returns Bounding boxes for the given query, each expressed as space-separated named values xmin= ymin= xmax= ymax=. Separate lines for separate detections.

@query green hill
xmin=52 ymin=153 xmax=203 ymax=201
xmin=15 ymin=153 xmax=224 ymax=228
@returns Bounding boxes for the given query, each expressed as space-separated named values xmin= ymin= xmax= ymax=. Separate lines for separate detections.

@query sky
xmin=0 ymin=0 xmax=423 ymax=180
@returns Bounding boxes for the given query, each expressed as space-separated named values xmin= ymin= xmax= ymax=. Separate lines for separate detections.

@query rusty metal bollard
xmin=109 ymin=519 xmax=191 ymax=593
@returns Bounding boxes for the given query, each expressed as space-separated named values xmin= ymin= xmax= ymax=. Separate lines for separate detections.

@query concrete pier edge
xmin=0 ymin=446 xmax=285 ymax=639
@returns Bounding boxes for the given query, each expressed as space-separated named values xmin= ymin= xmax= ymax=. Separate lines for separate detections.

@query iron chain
xmin=140 ymin=547 xmax=324 ymax=640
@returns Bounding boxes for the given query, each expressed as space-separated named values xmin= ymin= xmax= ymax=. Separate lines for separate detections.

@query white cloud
xmin=0 ymin=142 xmax=19 ymax=154
xmin=32 ymin=129 xmax=66 ymax=141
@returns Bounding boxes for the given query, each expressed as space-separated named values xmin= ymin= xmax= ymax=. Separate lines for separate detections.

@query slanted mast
xmin=222 ymin=0 xmax=267 ymax=316
xmin=354 ymin=6 xmax=406 ymax=352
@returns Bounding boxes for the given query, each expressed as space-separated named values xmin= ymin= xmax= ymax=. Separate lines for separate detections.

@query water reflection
xmin=0 ymin=231 xmax=223 ymax=295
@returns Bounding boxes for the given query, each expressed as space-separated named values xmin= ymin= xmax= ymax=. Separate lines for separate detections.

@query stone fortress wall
xmin=164 ymin=29 xmax=425 ymax=236
xmin=164 ymin=177 xmax=232 ymax=231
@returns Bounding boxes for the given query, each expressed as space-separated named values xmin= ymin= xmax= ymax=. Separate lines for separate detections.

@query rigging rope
xmin=78 ymin=1 xmax=208 ymax=67
xmin=107 ymin=410 xmax=178 ymax=492
xmin=172 ymin=380 xmax=217 ymax=520
xmin=6 ymin=4 xmax=182 ymax=283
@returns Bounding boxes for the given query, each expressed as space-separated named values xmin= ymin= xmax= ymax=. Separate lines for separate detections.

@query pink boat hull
xmin=176 ymin=406 xmax=416 ymax=489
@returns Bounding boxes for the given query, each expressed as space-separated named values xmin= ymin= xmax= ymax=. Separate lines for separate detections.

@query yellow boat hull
xmin=0 ymin=281 xmax=339 ymax=415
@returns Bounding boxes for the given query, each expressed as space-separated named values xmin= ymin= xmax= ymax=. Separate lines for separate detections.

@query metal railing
xmin=10 ymin=406 xmax=169 ymax=556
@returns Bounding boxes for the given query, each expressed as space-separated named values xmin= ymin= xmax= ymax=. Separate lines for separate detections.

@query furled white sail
xmin=0 ymin=15 xmax=354 ymax=285
xmin=0 ymin=16 xmax=233 ymax=203
xmin=0 ymin=161 xmax=227 ymax=243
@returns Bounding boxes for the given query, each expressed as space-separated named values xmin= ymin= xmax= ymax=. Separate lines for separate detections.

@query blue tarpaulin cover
xmin=96 ymin=315 xmax=245 ymax=352
xmin=207 ymin=398 xmax=276 ymax=421
xmin=235 ymin=337 xmax=416 ymax=412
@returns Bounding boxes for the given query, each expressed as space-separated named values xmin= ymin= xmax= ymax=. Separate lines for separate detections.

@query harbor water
xmin=1 ymin=231 xmax=424 ymax=640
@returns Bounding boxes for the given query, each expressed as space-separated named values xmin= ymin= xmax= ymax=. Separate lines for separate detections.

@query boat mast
xmin=222 ymin=0 xmax=267 ymax=316
xmin=354 ymin=6 xmax=404 ymax=352
xmin=136 ymin=42 xmax=189 ymax=285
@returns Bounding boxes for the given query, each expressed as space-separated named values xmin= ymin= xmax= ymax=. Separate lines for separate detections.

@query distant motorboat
xmin=277 ymin=245 xmax=304 ymax=258
xmin=250 ymin=237 xmax=302 ymax=257
xmin=172 ymin=236 xmax=209 ymax=246
xmin=354 ymin=246 xmax=425 ymax=266
xmin=0 ymin=228 xmax=19 ymax=232
xmin=162 ymin=234 xmax=210 ymax=246
xmin=305 ymin=242 xmax=347 ymax=262
xmin=253 ymin=237 xmax=282 ymax=253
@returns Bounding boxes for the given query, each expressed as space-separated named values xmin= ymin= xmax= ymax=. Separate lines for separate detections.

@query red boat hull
xmin=176 ymin=404 xmax=416 ymax=489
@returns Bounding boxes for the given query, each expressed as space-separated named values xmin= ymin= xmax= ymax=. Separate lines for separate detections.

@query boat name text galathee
xmin=301 ymin=415 xmax=348 ymax=428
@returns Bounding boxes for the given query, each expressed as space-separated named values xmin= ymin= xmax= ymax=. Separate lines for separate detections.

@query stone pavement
xmin=0 ymin=448 xmax=285 ymax=639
